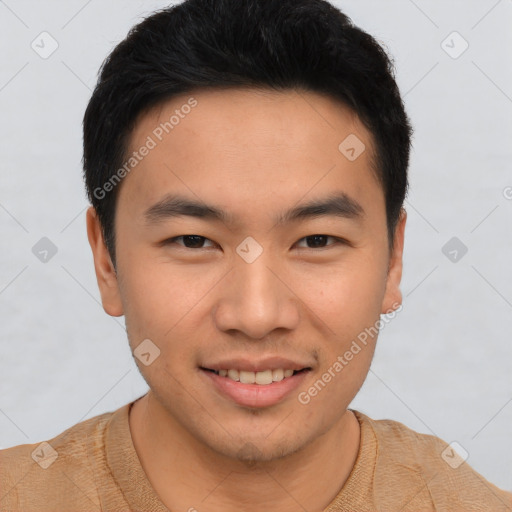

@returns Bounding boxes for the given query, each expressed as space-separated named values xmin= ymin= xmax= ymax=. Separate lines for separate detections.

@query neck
xmin=129 ymin=392 xmax=360 ymax=512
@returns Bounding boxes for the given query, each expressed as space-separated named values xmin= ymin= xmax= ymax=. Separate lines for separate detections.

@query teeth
xmin=240 ymin=370 xmax=256 ymax=384
xmin=255 ymin=370 xmax=273 ymax=385
xmin=227 ymin=369 xmax=239 ymax=381
xmin=272 ymin=369 xmax=284 ymax=381
xmin=215 ymin=368 xmax=299 ymax=384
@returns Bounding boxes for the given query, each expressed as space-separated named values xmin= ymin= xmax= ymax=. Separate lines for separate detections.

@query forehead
xmin=118 ymin=87 xmax=383 ymax=228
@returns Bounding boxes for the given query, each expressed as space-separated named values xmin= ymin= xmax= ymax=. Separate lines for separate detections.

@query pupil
xmin=308 ymin=235 xmax=327 ymax=248
xmin=184 ymin=235 xmax=204 ymax=248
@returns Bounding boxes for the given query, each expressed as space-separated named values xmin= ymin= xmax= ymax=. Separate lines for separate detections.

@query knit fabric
xmin=1 ymin=399 xmax=511 ymax=511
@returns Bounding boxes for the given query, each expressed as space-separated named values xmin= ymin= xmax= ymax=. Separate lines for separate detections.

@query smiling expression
xmin=88 ymin=87 xmax=405 ymax=461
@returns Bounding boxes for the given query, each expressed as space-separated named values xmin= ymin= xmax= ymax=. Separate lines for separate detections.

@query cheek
xmin=118 ymin=260 xmax=214 ymax=391
xmin=117 ymin=253 xmax=224 ymax=344
xmin=289 ymin=255 xmax=387 ymax=336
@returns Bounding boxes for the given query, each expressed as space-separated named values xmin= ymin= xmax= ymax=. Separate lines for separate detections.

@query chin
xmin=211 ymin=434 xmax=306 ymax=465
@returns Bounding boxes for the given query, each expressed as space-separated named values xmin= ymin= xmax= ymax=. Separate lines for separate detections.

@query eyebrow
xmin=144 ymin=192 xmax=365 ymax=226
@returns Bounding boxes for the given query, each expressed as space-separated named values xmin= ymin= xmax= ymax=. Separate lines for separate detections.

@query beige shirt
xmin=1 ymin=398 xmax=511 ymax=511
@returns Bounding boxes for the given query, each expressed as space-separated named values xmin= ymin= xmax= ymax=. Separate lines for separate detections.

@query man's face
xmin=89 ymin=88 xmax=405 ymax=462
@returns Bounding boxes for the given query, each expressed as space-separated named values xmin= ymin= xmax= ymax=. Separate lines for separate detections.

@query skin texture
xmin=87 ymin=87 xmax=406 ymax=512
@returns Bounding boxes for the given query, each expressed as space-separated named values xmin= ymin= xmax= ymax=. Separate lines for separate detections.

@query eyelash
xmin=163 ymin=234 xmax=347 ymax=250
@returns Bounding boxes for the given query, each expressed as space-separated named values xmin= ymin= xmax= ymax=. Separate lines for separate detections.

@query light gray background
xmin=1 ymin=0 xmax=511 ymax=492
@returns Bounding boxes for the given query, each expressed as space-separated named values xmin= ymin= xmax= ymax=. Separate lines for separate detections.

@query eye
xmin=164 ymin=235 xmax=216 ymax=249
xmin=295 ymin=235 xmax=343 ymax=249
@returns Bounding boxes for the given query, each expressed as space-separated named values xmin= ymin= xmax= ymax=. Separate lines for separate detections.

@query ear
xmin=86 ymin=206 xmax=124 ymax=317
xmin=381 ymin=208 xmax=407 ymax=314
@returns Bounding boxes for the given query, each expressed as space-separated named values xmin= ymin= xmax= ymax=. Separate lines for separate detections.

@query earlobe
xmin=86 ymin=206 xmax=124 ymax=317
xmin=381 ymin=208 xmax=407 ymax=315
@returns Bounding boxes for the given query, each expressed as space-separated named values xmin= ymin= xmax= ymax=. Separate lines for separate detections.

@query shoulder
xmin=0 ymin=406 xmax=120 ymax=511
xmin=353 ymin=410 xmax=512 ymax=511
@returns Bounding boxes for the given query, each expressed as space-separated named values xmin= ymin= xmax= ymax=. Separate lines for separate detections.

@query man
xmin=1 ymin=0 xmax=511 ymax=510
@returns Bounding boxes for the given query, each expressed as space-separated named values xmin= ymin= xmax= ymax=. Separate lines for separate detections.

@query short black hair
xmin=83 ymin=0 xmax=413 ymax=267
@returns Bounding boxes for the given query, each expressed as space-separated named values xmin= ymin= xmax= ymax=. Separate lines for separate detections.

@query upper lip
xmin=201 ymin=356 xmax=313 ymax=373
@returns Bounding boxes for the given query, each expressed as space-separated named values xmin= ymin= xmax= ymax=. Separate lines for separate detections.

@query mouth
xmin=199 ymin=365 xmax=312 ymax=408
xmin=201 ymin=367 xmax=310 ymax=385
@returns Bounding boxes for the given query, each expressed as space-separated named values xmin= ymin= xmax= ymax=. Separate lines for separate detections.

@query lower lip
xmin=200 ymin=369 xmax=310 ymax=408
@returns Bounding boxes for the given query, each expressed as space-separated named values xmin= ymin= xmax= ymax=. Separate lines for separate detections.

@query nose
xmin=213 ymin=252 xmax=300 ymax=340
